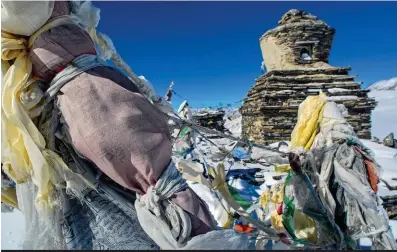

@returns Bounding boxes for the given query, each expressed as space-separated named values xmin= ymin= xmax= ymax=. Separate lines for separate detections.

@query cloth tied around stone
xmin=134 ymin=161 xmax=260 ymax=249
xmin=136 ymin=161 xmax=192 ymax=244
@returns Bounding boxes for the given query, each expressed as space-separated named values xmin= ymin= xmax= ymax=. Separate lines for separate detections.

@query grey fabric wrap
xmin=35 ymin=101 xmax=160 ymax=250
xmin=333 ymin=143 xmax=395 ymax=249
xmin=44 ymin=54 xmax=106 ymax=102
xmin=301 ymin=142 xmax=397 ymax=250
xmin=135 ymin=161 xmax=192 ymax=248
xmin=134 ymin=161 xmax=256 ymax=250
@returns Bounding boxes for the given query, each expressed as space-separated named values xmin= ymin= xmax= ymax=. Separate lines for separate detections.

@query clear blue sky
xmin=94 ymin=1 xmax=397 ymax=109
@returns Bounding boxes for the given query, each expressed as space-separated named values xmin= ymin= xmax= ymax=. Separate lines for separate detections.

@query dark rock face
xmin=241 ymin=10 xmax=376 ymax=145
xmin=381 ymin=195 xmax=397 ymax=220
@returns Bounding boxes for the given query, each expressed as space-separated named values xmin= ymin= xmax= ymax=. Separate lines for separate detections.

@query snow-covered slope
xmin=361 ymin=139 xmax=397 ymax=196
xmin=366 ymin=77 xmax=397 ymax=192
xmin=369 ymin=90 xmax=397 ymax=139
xmin=368 ymin=77 xmax=397 ymax=139
xmin=1 ymin=210 xmax=25 ymax=249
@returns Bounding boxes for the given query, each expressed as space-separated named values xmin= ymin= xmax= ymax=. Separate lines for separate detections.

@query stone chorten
xmin=240 ymin=9 xmax=376 ymax=145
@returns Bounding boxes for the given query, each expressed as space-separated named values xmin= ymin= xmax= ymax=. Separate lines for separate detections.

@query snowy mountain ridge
xmin=367 ymin=77 xmax=397 ymax=91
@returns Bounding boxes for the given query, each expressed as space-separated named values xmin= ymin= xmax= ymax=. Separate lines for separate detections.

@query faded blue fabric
xmin=226 ymin=168 xmax=261 ymax=179
xmin=231 ymin=147 xmax=251 ymax=160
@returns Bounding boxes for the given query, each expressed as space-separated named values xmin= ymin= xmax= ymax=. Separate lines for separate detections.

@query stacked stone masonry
xmin=241 ymin=9 xmax=377 ymax=145
xmin=193 ymin=111 xmax=226 ymax=132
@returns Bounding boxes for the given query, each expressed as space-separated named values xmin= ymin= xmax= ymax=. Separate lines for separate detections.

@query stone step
xmin=252 ymin=81 xmax=362 ymax=93
xmin=257 ymin=67 xmax=352 ymax=80
xmin=247 ymin=89 xmax=369 ymax=99
xmin=265 ymin=74 xmax=357 ymax=84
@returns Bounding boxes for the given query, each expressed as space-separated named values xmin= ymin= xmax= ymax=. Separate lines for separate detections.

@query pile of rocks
xmin=240 ymin=9 xmax=377 ymax=145
xmin=193 ymin=110 xmax=226 ymax=132
xmin=383 ymin=133 xmax=397 ymax=149
xmin=381 ymin=195 xmax=397 ymax=220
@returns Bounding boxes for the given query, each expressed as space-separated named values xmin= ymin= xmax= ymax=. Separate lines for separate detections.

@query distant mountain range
xmin=367 ymin=77 xmax=397 ymax=91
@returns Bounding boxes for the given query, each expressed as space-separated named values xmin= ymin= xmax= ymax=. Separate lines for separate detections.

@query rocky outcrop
xmin=381 ymin=195 xmax=397 ymax=220
xmin=241 ymin=10 xmax=376 ymax=145
xmin=193 ymin=110 xmax=226 ymax=132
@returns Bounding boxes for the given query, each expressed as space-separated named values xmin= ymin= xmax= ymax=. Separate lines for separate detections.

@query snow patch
xmin=390 ymin=220 xmax=397 ymax=242
xmin=361 ymin=139 xmax=397 ymax=195
xmin=307 ymin=89 xmax=321 ymax=93
xmin=328 ymin=88 xmax=350 ymax=94
xmin=326 ymin=95 xmax=358 ymax=101
xmin=224 ymin=116 xmax=242 ymax=138
xmin=1 ymin=210 xmax=25 ymax=250
xmin=276 ymin=90 xmax=296 ymax=95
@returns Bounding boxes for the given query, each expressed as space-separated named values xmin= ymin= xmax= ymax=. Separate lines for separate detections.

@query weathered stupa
xmin=240 ymin=9 xmax=377 ymax=145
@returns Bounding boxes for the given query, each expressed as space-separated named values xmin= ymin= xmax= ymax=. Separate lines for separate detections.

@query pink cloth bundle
xmin=29 ymin=0 xmax=215 ymax=237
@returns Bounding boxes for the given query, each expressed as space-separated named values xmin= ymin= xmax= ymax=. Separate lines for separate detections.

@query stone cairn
xmin=240 ymin=9 xmax=377 ymax=145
